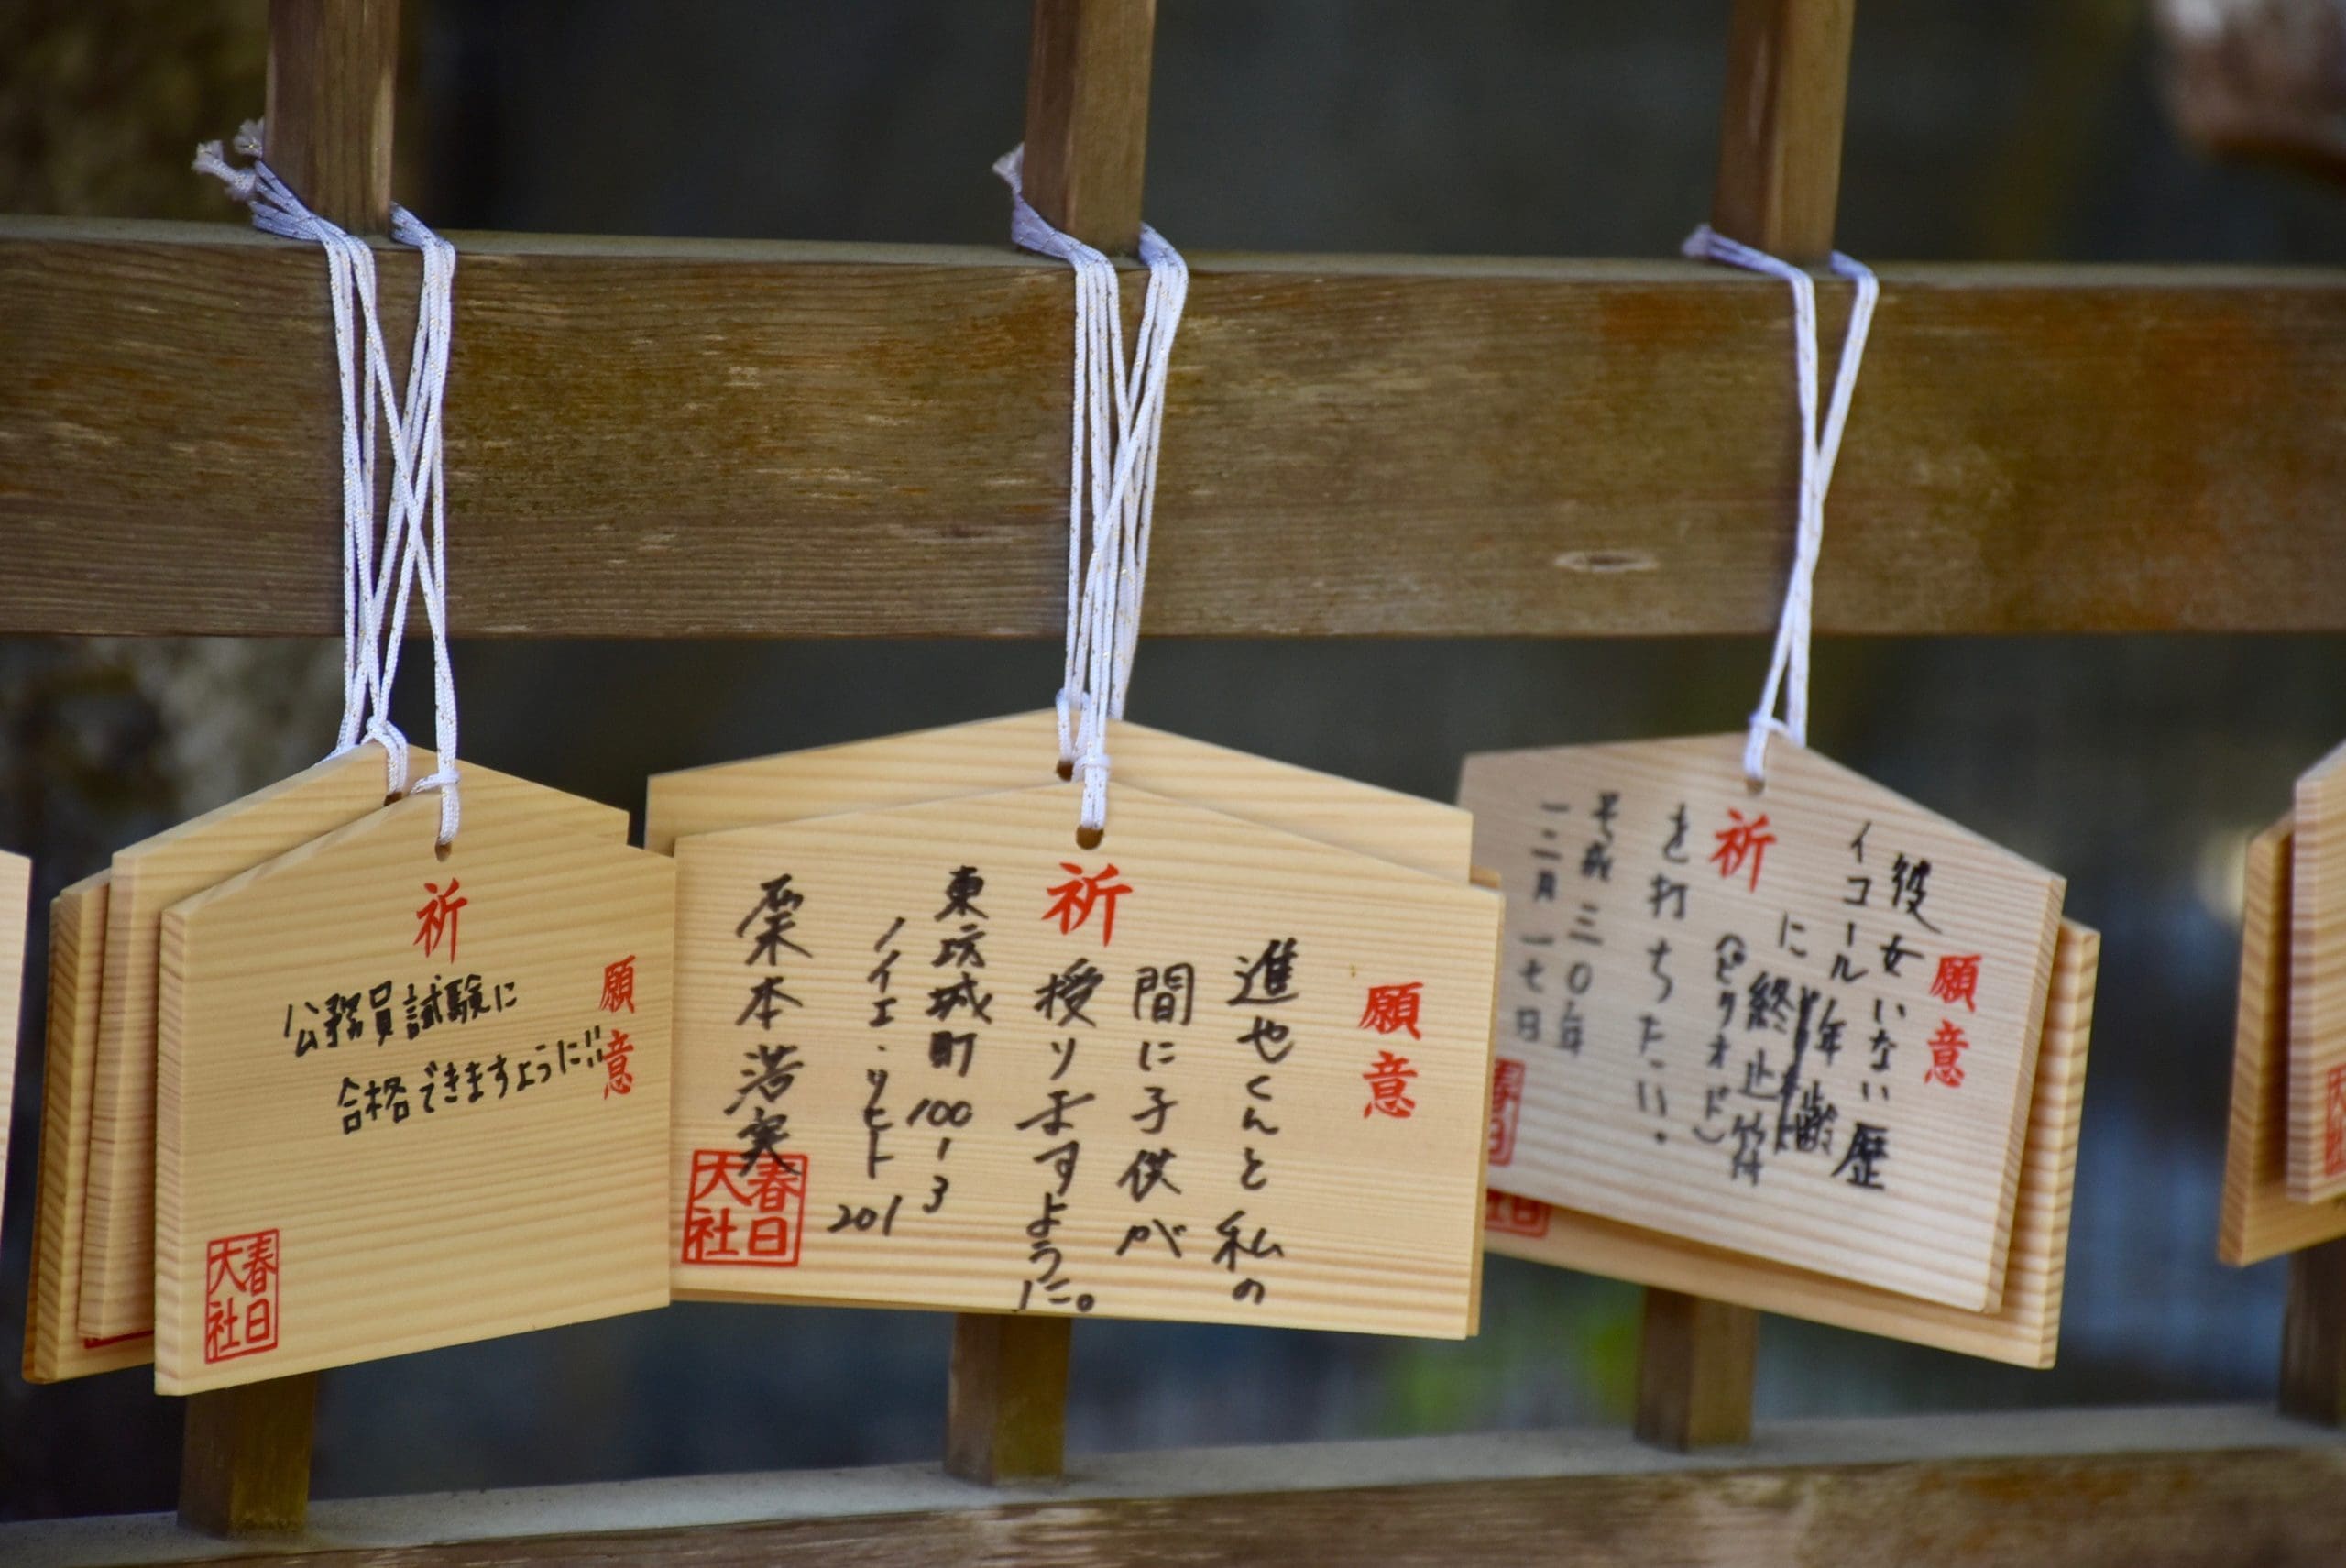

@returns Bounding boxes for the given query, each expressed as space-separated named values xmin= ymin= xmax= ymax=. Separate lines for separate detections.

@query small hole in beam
xmin=1075 ymin=826 xmax=1103 ymax=852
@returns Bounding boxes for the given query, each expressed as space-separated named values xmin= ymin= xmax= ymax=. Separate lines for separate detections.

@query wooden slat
xmin=5 ymin=1407 xmax=2341 ymax=1568
xmin=945 ymin=1314 xmax=1072 ymax=1484
xmin=4 ymin=221 xmax=2342 ymax=638
xmin=1712 ymin=0 xmax=1858 ymax=261
xmin=1021 ymin=0 xmax=1157 ymax=252
xmin=2282 ymin=1236 xmax=2346 ymax=1425
xmin=177 ymin=1374 xmax=318 ymax=1538
xmin=1632 ymin=1288 xmax=1756 ymax=1450
xmin=261 ymin=0 xmax=400 ymax=234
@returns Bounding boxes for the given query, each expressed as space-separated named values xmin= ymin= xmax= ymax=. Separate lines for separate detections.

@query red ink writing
xmin=1489 ymin=1058 xmax=1525 ymax=1165
xmin=1358 ymin=981 xmax=1424 ymax=1040
xmin=415 ymin=879 xmax=466 ymax=961
xmin=1709 ymin=809 xmax=1774 ymax=892
xmin=2328 ymin=1065 xmax=2346 ymax=1178
xmin=1043 ymin=861 xmax=1132 ymax=946
xmin=600 ymin=954 xmax=636 ymax=1014
xmin=1923 ymin=1018 xmax=1970 ymax=1088
xmin=1485 ymin=1189 xmax=1551 ymax=1238
xmin=1361 ymin=1049 xmax=1419 ymax=1119
xmin=604 ymin=1029 xmax=635 ymax=1099
xmin=1929 ymin=953 xmax=1981 ymax=1013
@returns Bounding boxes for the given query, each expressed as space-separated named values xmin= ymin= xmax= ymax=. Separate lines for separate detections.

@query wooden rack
xmin=5 ymin=0 xmax=2346 ymax=1562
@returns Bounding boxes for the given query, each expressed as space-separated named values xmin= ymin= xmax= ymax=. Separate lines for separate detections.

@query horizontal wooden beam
xmin=3 ymin=1406 xmax=2341 ymax=1567
xmin=5 ymin=217 xmax=2343 ymax=638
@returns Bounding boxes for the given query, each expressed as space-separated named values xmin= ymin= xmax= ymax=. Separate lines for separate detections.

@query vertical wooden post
xmin=1710 ymin=0 xmax=1858 ymax=263
xmin=264 ymin=0 xmax=400 ymax=234
xmin=181 ymin=1 xmax=400 ymax=1537
xmin=1628 ymin=0 xmax=1858 ymax=1455
xmin=946 ymin=1314 xmax=1073 ymax=1484
xmin=1019 ymin=0 xmax=1157 ymax=253
xmin=1634 ymin=1288 xmax=1757 ymax=1450
xmin=944 ymin=2 xmax=1155 ymax=1484
xmin=179 ymin=1373 xmax=320 ymax=1537
xmin=2281 ymin=1236 xmax=2346 ymax=1425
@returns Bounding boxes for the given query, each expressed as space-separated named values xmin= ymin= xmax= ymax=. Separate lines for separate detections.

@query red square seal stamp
xmin=1488 ymin=1058 xmax=1526 ymax=1167
xmin=1485 ymin=1189 xmax=1551 ymax=1239
xmin=203 ymin=1228 xmax=280 ymax=1364
xmin=681 ymin=1149 xmax=808 ymax=1267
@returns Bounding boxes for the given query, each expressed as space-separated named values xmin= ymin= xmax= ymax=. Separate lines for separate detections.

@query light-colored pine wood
xmin=262 ymin=0 xmax=400 ymax=234
xmin=23 ymin=872 xmax=156 ymax=1381
xmin=2220 ymin=816 xmax=2346 ymax=1262
xmin=1711 ymin=0 xmax=1858 ymax=261
xmin=178 ymin=1372 xmax=318 ymax=1536
xmin=1021 ymin=0 xmax=1157 ymax=254
xmin=1461 ymin=735 xmax=2063 ymax=1310
xmin=670 ymin=782 xmax=1498 ymax=1336
xmin=946 ymin=1313 xmax=1072 ymax=1483
xmin=1633 ymin=1288 xmax=1756 ymax=1450
xmin=646 ymin=711 xmax=1472 ymax=881
xmin=2289 ymin=740 xmax=2346 ymax=1200
xmin=1489 ymin=920 xmax=2099 ymax=1368
xmin=0 ymin=850 xmax=29 ymax=1246
xmin=154 ymin=788 xmax=672 ymax=1392
xmin=77 ymin=748 xmax=626 ymax=1343
xmin=8 ymin=220 xmax=2345 ymax=641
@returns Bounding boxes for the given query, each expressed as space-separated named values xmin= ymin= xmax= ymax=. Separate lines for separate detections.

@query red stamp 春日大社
xmin=681 ymin=1149 xmax=807 ymax=1266
xmin=203 ymin=1229 xmax=280 ymax=1364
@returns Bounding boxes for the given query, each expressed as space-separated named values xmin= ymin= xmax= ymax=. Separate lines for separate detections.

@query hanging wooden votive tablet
xmin=2222 ymin=811 xmax=2346 ymax=1261
xmin=2290 ymin=744 xmax=2346 ymax=1201
xmin=0 ymin=852 xmax=29 ymax=1241
xmin=153 ymin=785 xmax=674 ymax=1392
xmin=1460 ymin=734 xmax=2075 ymax=1321
xmin=658 ymin=730 xmax=1500 ymax=1337
xmin=75 ymin=749 xmax=627 ymax=1352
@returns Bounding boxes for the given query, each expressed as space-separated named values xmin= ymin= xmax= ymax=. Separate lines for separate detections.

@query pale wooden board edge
xmin=0 ymin=850 xmax=30 ymax=1253
xmin=24 ymin=871 xmax=156 ymax=1381
xmin=2289 ymin=749 xmax=2346 ymax=1200
xmin=2220 ymin=814 xmax=2346 ymax=1263
xmin=1487 ymin=917 xmax=2099 ymax=1368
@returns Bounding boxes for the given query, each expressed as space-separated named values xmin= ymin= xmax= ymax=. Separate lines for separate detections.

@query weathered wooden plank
xmin=1712 ymin=0 xmax=1858 ymax=260
xmin=5 ymin=1407 xmax=2341 ymax=1568
xmin=260 ymin=0 xmax=399 ymax=234
xmin=1020 ymin=0 xmax=1156 ymax=252
xmin=4 ymin=220 xmax=2341 ymax=638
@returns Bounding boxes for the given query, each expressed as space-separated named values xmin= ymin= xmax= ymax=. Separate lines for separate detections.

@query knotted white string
xmin=995 ymin=147 xmax=1189 ymax=834
xmin=1681 ymin=225 xmax=1879 ymax=787
xmin=197 ymin=125 xmax=464 ymax=842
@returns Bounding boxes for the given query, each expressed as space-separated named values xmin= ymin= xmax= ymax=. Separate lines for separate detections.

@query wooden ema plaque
xmin=646 ymin=709 xmax=1473 ymax=881
xmin=1489 ymin=919 xmax=2098 ymax=1368
xmin=79 ymin=747 xmax=625 ymax=1343
xmin=670 ymin=782 xmax=1502 ymax=1337
xmin=2290 ymin=742 xmax=2346 ymax=1201
xmin=2225 ymin=813 xmax=2346 ymax=1261
xmin=154 ymin=789 xmax=674 ymax=1392
xmin=1460 ymin=735 xmax=2065 ymax=1310
xmin=24 ymin=872 xmax=153 ymax=1381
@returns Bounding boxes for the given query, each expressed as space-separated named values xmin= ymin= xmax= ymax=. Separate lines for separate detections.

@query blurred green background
xmin=3 ymin=0 xmax=2343 ymax=1522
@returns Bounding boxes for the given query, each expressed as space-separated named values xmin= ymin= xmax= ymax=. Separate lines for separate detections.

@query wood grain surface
xmin=6 ymin=220 xmax=2343 ymax=637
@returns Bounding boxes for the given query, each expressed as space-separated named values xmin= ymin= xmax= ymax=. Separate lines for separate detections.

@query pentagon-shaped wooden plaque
xmin=155 ymin=789 xmax=671 ymax=1392
xmin=670 ymin=782 xmax=1500 ymax=1338
xmin=1461 ymin=735 xmax=2064 ymax=1310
